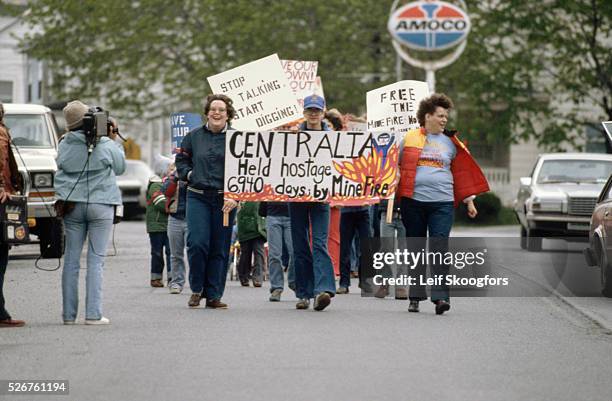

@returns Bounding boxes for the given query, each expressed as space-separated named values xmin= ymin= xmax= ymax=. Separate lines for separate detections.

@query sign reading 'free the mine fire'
xmin=224 ymin=131 xmax=400 ymax=205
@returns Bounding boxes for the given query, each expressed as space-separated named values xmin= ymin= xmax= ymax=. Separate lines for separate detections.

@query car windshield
xmin=4 ymin=114 xmax=54 ymax=147
xmin=536 ymin=160 xmax=612 ymax=184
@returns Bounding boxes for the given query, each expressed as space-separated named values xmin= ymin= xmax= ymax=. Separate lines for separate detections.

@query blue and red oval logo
xmin=388 ymin=1 xmax=471 ymax=51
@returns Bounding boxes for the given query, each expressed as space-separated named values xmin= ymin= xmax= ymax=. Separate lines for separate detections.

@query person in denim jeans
xmin=161 ymin=166 xmax=188 ymax=294
xmin=260 ymin=202 xmax=295 ymax=302
xmin=175 ymin=94 xmax=238 ymax=309
xmin=290 ymin=94 xmax=336 ymax=311
xmin=397 ymin=94 xmax=488 ymax=315
xmin=54 ymin=100 xmax=125 ymax=325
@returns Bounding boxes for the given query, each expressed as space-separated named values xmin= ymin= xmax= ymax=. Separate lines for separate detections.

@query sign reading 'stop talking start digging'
xmin=224 ymin=130 xmax=400 ymax=205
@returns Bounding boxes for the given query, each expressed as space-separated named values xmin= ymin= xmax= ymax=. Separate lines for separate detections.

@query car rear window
xmin=4 ymin=114 xmax=53 ymax=147
xmin=537 ymin=160 xmax=612 ymax=184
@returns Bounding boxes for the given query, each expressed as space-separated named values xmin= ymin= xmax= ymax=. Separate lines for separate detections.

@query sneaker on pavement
xmin=240 ymin=280 xmax=250 ymax=287
xmin=63 ymin=320 xmax=76 ymax=325
xmin=374 ymin=285 xmax=389 ymax=299
xmin=408 ymin=300 xmax=420 ymax=313
xmin=395 ymin=287 xmax=408 ymax=300
xmin=188 ymin=293 xmax=201 ymax=308
xmin=85 ymin=317 xmax=110 ymax=325
xmin=205 ymin=299 xmax=228 ymax=309
xmin=252 ymin=280 xmax=262 ymax=288
xmin=269 ymin=289 xmax=282 ymax=302
xmin=169 ymin=285 xmax=182 ymax=294
xmin=313 ymin=292 xmax=331 ymax=311
xmin=336 ymin=287 xmax=349 ymax=295
xmin=295 ymin=298 xmax=310 ymax=310
xmin=435 ymin=300 xmax=451 ymax=315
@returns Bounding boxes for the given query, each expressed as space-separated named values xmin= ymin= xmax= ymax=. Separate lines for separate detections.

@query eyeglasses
xmin=209 ymin=108 xmax=227 ymax=113
xmin=304 ymin=108 xmax=323 ymax=114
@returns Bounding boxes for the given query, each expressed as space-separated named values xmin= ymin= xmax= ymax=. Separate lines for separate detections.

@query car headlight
xmin=31 ymin=172 xmax=53 ymax=188
xmin=531 ymin=197 xmax=564 ymax=212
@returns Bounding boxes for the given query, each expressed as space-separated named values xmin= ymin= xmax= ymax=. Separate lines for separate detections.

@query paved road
xmin=1 ymin=222 xmax=612 ymax=401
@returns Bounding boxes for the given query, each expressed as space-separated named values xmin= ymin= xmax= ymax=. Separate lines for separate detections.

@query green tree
xmin=439 ymin=0 xmax=612 ymax=150
xmin=12 ymin=0 xmax=398 ymax=117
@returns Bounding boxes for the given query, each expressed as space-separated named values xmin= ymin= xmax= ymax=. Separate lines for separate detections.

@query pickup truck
xmin=3 ymin=103 xmax=63 ymax=258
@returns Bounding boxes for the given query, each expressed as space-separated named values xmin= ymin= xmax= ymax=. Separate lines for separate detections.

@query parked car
xmin=3 ymin=103 xmax=63 ymax=258
xmin=514 ymin=153 xmax=612 ymax=251
xmin=583 ymin=172 xmax=612 ymax=297
xmin=116 ymin=159 xmax=153 ymax=218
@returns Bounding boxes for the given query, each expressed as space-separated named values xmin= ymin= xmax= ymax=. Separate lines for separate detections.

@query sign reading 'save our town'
xmin=388 ymin=1 xmax=471 ymax=51
xmin=207 ymin=54 xmax=301 ymax=130
xmin=170 ymin=112 xmax=202 ymax=154
xmin=223 ymin=130 xmax=400 ymax=205
xmin=367 ymin=80 xmax=429 ymax=134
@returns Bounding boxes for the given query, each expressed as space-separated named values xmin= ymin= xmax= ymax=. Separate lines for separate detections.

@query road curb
xmin=552 ymin=294 xmax=612 ymax=334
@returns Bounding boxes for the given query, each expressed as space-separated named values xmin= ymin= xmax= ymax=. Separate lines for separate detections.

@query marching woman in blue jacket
xmin=54 ymin=101 xmax=125 ymax=325
xmin=175 ymin=94 xmax=238 ymax=309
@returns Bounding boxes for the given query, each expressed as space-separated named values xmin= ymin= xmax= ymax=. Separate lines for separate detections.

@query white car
xmin=116 ymin=159 xmax=153 ymax=217
xmin=3 ymin=103 xmax=63 ymax=258
xmin=514 ymin=153 xmax=612 ymax=251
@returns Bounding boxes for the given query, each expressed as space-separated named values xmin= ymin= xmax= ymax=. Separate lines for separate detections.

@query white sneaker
xmin=169 ymin=285 xmax=182 ymax=294
xmin=63 ymin=320 xmax=76 ymax=325
xmin=85 ymin=317 xmax=110 ymax=325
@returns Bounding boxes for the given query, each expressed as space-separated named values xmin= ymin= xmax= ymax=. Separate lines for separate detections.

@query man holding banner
xmin=290 ymin=94 xmax=336 ymax=311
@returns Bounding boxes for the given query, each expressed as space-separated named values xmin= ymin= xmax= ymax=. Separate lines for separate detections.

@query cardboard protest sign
xmin=366 ymin=80 xmax=429 ymax=135
xmin=207 ymin=54 xmax=301 ymax=130
xmin=170 ymin=112 xmax=202 ymax=154
xmin=224 ymin=130 xmax=400 ymax=205
xmin=281 ymin=59 xmax=318 ymax=105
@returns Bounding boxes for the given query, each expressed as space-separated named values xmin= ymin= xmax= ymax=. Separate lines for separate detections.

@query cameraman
xmin=0 ymin=101 xmax=25 ymax=328
xmin=54 ymin=100 xmax=125 ymax=325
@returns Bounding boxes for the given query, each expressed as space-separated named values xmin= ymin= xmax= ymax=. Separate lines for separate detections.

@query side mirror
xmin=519 ymin=177 xmax=532 ymax=187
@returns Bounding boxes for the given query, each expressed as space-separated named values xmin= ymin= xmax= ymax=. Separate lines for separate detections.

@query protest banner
xmin=207 ymin=54 xmax=301 ymax=130
xmin=170 ymin=112 xmax=202 ymax=154
xmin=366 ymin=80 xmax=429 ymax=222
xmin=281 ymin=59 xmax=318 ymax=106
xmin=366 ymin=80 xmax=429 ymax=135
xmin=224 ymin=130 xmax=400 ymax=206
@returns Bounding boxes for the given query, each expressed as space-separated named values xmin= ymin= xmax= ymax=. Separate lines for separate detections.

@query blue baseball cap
xmin=303 ymin=94 xmax=325 ymax=110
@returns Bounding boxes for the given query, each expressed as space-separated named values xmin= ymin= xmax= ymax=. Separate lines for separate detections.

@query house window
xmin=0 ymin=81 xmax=13 ymax=103
xmin=585 ymin=124 xmax=607 ymax=154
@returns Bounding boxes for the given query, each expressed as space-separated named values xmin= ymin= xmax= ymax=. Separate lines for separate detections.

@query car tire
xmin=599 ymin=243 xmax=612 ymax=298
xmin=39 ymin=218 xmax=65 ymax=259
xmin=520 ymin=226 xmax=527 ymax=250
xmin=526 ymin=229 xmax=542 ymax=252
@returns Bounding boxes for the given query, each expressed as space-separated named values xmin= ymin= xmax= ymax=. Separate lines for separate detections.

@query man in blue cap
xmin=289 ymin=94 xmax=336 ymax=311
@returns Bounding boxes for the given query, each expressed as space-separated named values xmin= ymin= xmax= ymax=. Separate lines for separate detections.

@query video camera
xmin=81 ymin=106 xmax=110 ymax=150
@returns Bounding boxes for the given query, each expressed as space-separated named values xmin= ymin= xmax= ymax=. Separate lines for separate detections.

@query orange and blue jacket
xmin=397 ymin=127 xmax=490 ymax=207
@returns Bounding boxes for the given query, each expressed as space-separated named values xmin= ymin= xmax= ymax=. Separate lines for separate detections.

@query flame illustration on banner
xmin=332 ymin=144 xmax=400 ymax=199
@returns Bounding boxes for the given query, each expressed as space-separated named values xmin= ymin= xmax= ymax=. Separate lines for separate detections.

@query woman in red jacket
xmin=397 ymin=93 xmax=489 ymax=315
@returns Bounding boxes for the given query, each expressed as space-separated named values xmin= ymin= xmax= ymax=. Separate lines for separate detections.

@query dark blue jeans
xmin=400 ymin=197 xmax=454 ymax=303
xmin=186 ymin=191 xmax=236 ymax=300
xmin=149 ymin=232 xmax=171 ymax=280
xmin=289 ymin=202 xmax=336 ymax=299
xmin=339 ymin=209 xmax=371 ymax=289
xmin=0 ymin=243 xmax=10 ymax=320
